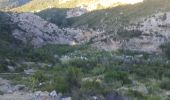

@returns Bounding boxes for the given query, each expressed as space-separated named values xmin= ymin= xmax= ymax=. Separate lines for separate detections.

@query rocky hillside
xmin=82 ymin=11 xmax=170 ymax=53
xmin=1 ymin=0 xmax=170 ymax=53
xmin=0 ymin=12 xmax=102 ymax=48
xmin=11 ymin=12 xmax=70 ymax=47
xmin=1 ymin=0 xmax=170 ymax=54
xmin=65 ymin=0 xmax=170 ymax=53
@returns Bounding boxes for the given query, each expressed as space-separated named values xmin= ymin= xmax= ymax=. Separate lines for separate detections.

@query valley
xmin=0 ymin=0 xmax=170 ymax=100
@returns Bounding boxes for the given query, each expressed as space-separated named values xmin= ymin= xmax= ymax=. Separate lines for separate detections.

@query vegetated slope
xmin=37 ymin=8 xmax=70 ymax=27
xmin=63 ymin=0 xmax=170 ymax=53
xmin=10 ymin=0 xmax=170 ymax=32
xmin=0 ymin=0 xmax=30 ymax=9
xmin=0 ymin=11 xmax=101 ymax=59
xmin=0 ymin=12 xmax=75 ymax=59
xmin=9 ymin=0 xmax=170 ymax=54
xmin=0 ymin=12 xmax=24 ymax=58
xmin=35 ymin=0 xmax=170 ymax=32
xmin=69 ymin=0 xmax=170 ymax=31
xmin=11 ymin=0 xmax=135 ymax=12
xmin=6 ymin=0 xmax=170 ymax=53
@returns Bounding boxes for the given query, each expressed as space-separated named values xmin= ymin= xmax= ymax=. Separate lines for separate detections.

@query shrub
xmin=32 ymin=70 xmax=47 ymax=83
xmin=160 ymin=79 xmax=170 ymax=90
xmin=53 ymin=76 xmax=69 ymax=93
xmin=127 ymin=89 xmax=146 ymax=100
xmin=81 ymin=80 xmax=106 ymax=94
xmin=91 ymin=65 xmax=105 ymax=75
xmin=15 ymin=66 xmax=24 ymax=72
xmin=0 ymin=64 xmax=8 ymax=72
xmin=66 ymin=67 xmax=83 ymax=88
xmin=104 ymin=71 xmax=131 ymax=85
xmin=0 ymin=91 xmax=4 ymax=95
xmin=146 ymin=95 xmax=161 ymax=100
xmin=160 ymin=42 xmax=170 ymax=59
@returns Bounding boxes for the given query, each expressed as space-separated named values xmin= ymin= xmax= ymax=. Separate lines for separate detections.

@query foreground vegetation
xmin=1 ymin=42 xmax=170 ymax=100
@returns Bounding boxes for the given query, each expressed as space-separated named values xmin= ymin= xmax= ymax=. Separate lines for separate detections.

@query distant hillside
xmin=12 ymin=0 xmax=141 ymax=12
xmin=0 ymin=0 xmax=30 ymax=9
xmin=69 ymin=0 xmax=170 ymax=32
xmin=34 ymin=0 xmax=170 ymax=30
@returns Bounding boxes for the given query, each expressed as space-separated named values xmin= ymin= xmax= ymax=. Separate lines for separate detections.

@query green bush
xmin=104 ymin=71 xmax=131 ymax=85
xmin=81 ymin=80 xmax=107 ymax=94
xmin=0 ymin=64 xmax=8 ymax=72
xmin=32 ymin=71 xmax=47 ymax=83
xmin=146 ymin=95 xmax=161 ymax=100
xmin=127 ymin=89 xmax=146 ymax=100
xmin=81 ymin=80 xmax=100 ymax=90
xmin=66 ymin=67 xmax=83 ymax=88
xmin=15 ymin=66 xmax=24 ymax=72
xmin=53 ymin=76 xmax=69 ymax=93
xmin=160 ymin=79 xmax=170 ymax=90
xmin=160 ymin=42 xmax=170 ymax=59
xmin=91 ymin=65 xmax=105 ymax=75
xmin=0 ymin=90 xmax=4 ymax=95
xmin=118 ymin=30 xmax=142 ymax=39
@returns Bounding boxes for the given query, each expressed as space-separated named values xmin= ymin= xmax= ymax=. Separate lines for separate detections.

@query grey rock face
xmin=10 ymin=13 xmax=99 ymax=47
xmin=6 ymin=11 xmax=170 ymax=53
xmin=124 ymin=12 xmax=170 ymax=53
xmin=11 ymin=13 xmax=71 ymax=47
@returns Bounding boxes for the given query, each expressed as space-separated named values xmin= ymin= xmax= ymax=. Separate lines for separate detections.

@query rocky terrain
xmin=3 ymin=10 xmax=170 ymax=53
xmin=11 ymin=12 xmax=71 ymax=47
xmin=8 ymin=12 xmax=105 ymax=47
xmin=0 ymin=78 xmax=72 ymax=100
xmin=91 ymin=12 xmax=170 ymax=53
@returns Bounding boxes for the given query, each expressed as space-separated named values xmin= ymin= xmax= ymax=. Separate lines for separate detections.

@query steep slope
xmin=11 ymin=12 xmax=70 ymax=47
xmin=0 ymin=12 xmax=23 ymax=58
xmin=5 ymin=0 xmax=170 ymax=53
xmin=0 ymin=0 xmax=30 ymax=9
xmin=70 ymin=0 xmax=170 ymax=31
xmin=65 ymin=0 xmax=170 ymax=52
xmin=0 ymin=11 xmax=101 ymax=48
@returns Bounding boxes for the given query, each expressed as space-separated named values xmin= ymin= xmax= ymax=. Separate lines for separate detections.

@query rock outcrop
xmin=4 ymin=11 xmax=170 ymax=53
xmin=124 ymin=12 xmax=170 ymax=52
xmin=11 ymin=12 xmax=71 ymax=47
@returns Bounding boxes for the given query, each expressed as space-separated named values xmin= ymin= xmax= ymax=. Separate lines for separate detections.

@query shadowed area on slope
xmin=35 ymin=0 xmax=170 ymax=32
xmin=36 ymin=8 xmax=71 ymax=27
xmin=0 ymin=11 xmax=24 ymax=58
xmin=0 ymin=0 xmax=31 ymax=9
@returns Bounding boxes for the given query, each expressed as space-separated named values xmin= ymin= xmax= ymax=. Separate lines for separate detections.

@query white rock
xmin=50 ymin=90 xmax=57 ymax=97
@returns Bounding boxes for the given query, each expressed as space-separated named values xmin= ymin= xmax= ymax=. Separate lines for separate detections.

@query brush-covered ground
xmin=1 ymin=43 xmax=170 ymax=100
